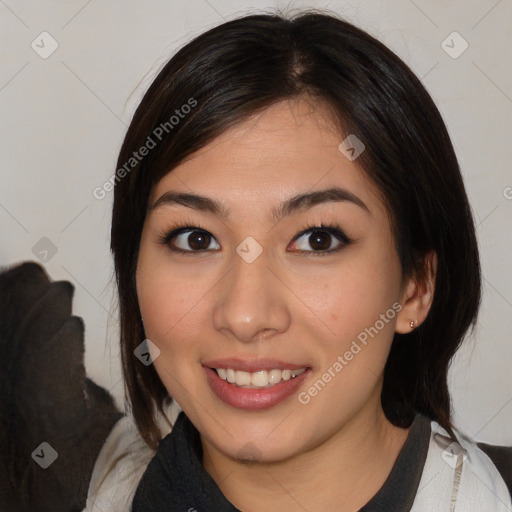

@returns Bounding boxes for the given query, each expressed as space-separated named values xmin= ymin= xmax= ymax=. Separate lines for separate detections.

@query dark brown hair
xmin=110 ymin=9 xmax=481 ymax=450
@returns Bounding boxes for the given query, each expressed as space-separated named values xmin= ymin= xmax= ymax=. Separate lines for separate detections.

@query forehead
xmin=149 ymin=98 xmax=381 ymax=217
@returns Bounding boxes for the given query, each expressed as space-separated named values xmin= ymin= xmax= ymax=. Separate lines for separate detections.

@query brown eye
xmin=165 ymin=228 xmax=220 ymax=252
xmin=187 ymin=231 xmax=212 ymax=250
xmin=290 ymin=224 xmax=350 ymax=254
xmin=307 ymin=230 xmax=332 ymax=251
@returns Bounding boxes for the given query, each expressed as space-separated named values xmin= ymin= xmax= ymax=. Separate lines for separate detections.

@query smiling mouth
xmin=211 ymin=367 xmax=308 ymax=389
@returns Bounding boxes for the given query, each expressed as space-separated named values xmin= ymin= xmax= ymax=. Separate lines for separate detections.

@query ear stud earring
xmin=410 ymin=320 xmax=415 ymax=329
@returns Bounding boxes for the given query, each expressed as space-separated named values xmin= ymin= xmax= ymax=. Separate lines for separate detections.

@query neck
xmin=201 ymin=398 xmax=411 ymax=512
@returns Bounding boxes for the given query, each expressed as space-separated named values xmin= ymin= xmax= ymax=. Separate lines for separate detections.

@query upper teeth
xmin=215 ymin=368 xmax=306 ymax=388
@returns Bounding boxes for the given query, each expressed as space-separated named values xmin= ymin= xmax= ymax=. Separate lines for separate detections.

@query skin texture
xmin=136 ymin=97 xmax=436 ymax=511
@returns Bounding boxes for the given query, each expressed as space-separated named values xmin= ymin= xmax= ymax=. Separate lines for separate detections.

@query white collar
xmin=411 ymin=420 xmax=512 ymax=511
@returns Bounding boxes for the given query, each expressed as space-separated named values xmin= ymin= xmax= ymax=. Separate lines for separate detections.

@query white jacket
xmin=82 ymin=401 xmax=512 ymax=512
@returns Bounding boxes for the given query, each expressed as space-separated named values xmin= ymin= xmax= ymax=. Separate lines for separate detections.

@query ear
xmin=395 ymin=251 xmax=437 ymax=334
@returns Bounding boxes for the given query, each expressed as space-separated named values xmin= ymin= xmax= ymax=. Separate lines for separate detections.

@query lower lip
xmin=204 ymin=366 xmax=311 ymax=410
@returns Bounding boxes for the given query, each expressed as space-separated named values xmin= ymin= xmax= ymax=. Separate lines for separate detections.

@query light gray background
xmin=1 ymin=0 xmax=511 ymax=444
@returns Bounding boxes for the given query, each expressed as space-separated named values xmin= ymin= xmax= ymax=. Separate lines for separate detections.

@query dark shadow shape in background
xmin=0 ymin=261 xmax=123 ymax=512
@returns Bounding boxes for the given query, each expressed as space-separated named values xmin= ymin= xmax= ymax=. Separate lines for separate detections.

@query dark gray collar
xmin=132 ymin=410 xmax=432 ymax=511
xmin=360 ymin=412 xmax=432 ymax=511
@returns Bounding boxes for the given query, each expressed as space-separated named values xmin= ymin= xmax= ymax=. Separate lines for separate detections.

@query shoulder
xmin=452 ymin=423 xmax=512 ymax=502
xmin=82 ymin=399 xmax=180 ymax=512
xmin=476 ymin=441 xmax=512 ymax=499
xmin=411 ymin=417 xmax=512 ymax=512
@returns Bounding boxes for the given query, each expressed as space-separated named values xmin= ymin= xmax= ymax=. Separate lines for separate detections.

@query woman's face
xmin=136 ymin=97 xmax=410 ymax=463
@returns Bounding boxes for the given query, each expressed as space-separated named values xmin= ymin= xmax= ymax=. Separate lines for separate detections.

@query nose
xmin=212 ymin=248 xmax=291 ymax=344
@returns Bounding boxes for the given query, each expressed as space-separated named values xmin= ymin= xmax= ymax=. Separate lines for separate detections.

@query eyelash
xmin=156 ymin=220 xmax=352 ymax=257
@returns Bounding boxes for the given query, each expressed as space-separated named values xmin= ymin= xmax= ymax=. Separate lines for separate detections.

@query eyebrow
xmin=150 ymin=186 xmax=371 ymax=222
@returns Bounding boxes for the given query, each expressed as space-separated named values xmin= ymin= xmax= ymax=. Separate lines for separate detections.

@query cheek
xmin=307 ymin=259 xmax=399 ymax=331
xmin=137 ymin=271 xmax=205 ymax=347
xmin=293 ymin=266 xmax=401 ymax=419
xmin=136 ymin=251 xmax=210 ymax=404
xmin=298 ymin=250 xmax=401 ymax=368
xmin=136 ymin=245 xmax=195 ymax=350
xmin=136 ymin=247 xmax=222 ymax=382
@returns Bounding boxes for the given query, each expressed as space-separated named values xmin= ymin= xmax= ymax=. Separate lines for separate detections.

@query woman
xmin=87 ymin=9 xmax=511 ymax=511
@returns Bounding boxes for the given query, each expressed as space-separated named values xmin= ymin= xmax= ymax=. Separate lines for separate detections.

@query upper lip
xmin=202 ymin=358 xmax=310 ymax=372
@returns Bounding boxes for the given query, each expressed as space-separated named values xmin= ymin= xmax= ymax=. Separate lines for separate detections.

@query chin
xmin=203 ymin=413 xmax=309 ymax=462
